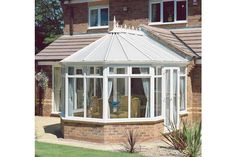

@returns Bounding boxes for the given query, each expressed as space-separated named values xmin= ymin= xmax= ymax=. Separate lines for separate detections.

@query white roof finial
xmin=113 ymin=16 xmax=116 ymax=29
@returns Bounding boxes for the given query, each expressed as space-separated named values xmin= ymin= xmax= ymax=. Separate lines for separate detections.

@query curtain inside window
xmin=107 ymin=79 xmax=113 ymax=118
xmin=60 ymin=67 xmax=65 ymax=113
xmin=173 ymin=70 xmax=178 ymax=125
xmin=54 ymin=67 xmax=62 ymax=112
xmin=180 ymin=77 xmax=186 ymax=110
xmin=68 ymin=78 xmax=74 ymax=116
xmin=140 ymin=68 xmax=150 ymax=117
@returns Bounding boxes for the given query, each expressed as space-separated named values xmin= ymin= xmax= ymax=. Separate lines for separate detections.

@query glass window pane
xmin=131 ymin=78 xmax=150 ymax=118
xmin=109 ymin=67 xmax=114 ymax=74
xmin=101 ymin=8 xmax=108 ymax=26
xmin=86 ymin=78 xmax=103 ymax=118
xmin=132 ymin=67 xmax=149 ymax=74
xmin=76 ymin=69 xmax=83 ymax=75
xmin=89 ymin=67 xmax=94 ymax=74
xmin=53 ymin=67 xmax=62 ymax=112
xmin=180 ymin=76 xmax=186 ymax=111
xmin=151 ymin=3 xmax=161 ymax=22
xmin=109 ymin=78 xmax=128 ymax=118
xmin=155 ymin=67 xmax=162 ymax=75
xmin=163 ymin=1 xmax=174 ymax=22
xmin=109 ymin=67 xmax=126 ymax=74
xmin=155 ymin=77 xmax=162 ymax=116
xmin=180 ymin=67 xmax=186 ymax=75
xmin=74 ymin=78 xmax=84 ymax=117
xmin=95 ymin=67 xmax=103 ymax=75
xmin=177 ymin=1 xmax=186 ymax=21
xmin=68 ymin=67 xmax=74 ymax=75
xmin=90 ymin=9 xmax=98 ymax=27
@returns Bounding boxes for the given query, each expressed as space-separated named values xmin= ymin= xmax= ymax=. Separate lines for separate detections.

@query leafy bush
xmin=122 ymin=129 xmax=139 ymax=153
xmin=35 ymin=70 xmax=49 ymax=91
xmin=162 ymin=122 xmax=201 ymax=157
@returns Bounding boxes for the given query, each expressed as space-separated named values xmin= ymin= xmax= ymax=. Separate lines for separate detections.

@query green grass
xmin=35 ymin=141 xmax=144 ymax=157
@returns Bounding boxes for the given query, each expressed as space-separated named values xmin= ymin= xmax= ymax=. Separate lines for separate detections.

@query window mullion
xmin=174 ymin=0 xmax=177 ymax=22
xmin=103 ymin=67 xmax=108 ymax=120
xmin=128 ymin=66 xmax=132 ymax=119
xmin=161 ymin=1 xmax=163 ymax=23
xmin=83 ymin=73 xmax=87 ymax=118
xmin=98 ymin=9 xmax=101 ymax=26
xmin=65 ymin=71 xmax=68 ymax=117
xmin=150 ymin=67 xmax=155 ymax=118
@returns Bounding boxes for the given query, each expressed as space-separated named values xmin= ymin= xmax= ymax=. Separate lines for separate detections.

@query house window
xmin=163 ymin=1 xmax=174 ymax=22
xmin=151 ymin=3 xmax=161 ymax=22
xmin=177 ymin=0 xmax=187 ymax=20
xmin=149 ymin=0 xmax=187 ymax=24
xmin=89 ymin=6 xmax=109 ymax=28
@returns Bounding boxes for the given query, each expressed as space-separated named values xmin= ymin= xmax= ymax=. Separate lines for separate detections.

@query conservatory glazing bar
xmin=63 ymin=65 xmax=187 ymax=123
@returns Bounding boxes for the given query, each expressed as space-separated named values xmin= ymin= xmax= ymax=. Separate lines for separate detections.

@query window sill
xmin=88 ymin=26 xmax=109 ymax=30
xmin=148 ymin=20 xmax=187 ymax=26
xmin=61 ymin=116 xmax=164 ymax=125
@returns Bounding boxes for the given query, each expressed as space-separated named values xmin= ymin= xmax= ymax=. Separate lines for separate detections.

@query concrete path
xmin=35 ymin=116 xmax=181 ymax=157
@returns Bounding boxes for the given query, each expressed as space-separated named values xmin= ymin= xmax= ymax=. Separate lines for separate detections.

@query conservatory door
xmin=163 ymin=68 xmax=179 ymax=132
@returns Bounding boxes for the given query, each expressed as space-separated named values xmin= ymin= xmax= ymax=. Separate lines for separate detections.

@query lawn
xmin=35 ymin=141 xmax=144 ymax=157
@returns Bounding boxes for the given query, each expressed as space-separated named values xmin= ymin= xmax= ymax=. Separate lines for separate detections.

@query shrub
xmin=162 ymin=122 xmax=201 ymax=157
xmin=122 ymin=129 xmax=139 ymax=153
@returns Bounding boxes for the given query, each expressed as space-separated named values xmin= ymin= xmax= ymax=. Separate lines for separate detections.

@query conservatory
xmin=60 ymin=22 xmax=188 ymax=131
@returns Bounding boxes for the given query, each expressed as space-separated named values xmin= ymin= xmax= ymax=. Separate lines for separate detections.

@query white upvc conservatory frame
xmin=62 ymin=64 xmax=187 ymax=124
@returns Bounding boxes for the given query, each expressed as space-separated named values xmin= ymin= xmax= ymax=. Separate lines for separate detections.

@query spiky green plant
xmin=162 ymin=122 xmax=201 ymax=157
xmin=182 ymin=122 xmax=201 ymax=157
xmin=122 ymin=129 xmax=139 ymax=153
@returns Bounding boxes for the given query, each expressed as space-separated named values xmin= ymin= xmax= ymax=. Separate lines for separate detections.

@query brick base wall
xmin=62 ymin=119 xmax=165 ymax=143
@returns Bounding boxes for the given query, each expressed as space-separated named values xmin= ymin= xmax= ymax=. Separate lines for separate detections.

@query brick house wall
xmin=62 ymin=0 xmax=201 ymax=34
xmin=189 ymin=65 xmax=201 ymax=122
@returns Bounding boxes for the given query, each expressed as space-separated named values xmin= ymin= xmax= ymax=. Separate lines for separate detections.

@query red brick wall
xmin=35 ymin=65 xmax=52 ymax=116
xmin=62 ymin=119 xmax=164 ymax=143
xmin=187 ymin=64 xmax=201 ymax=122
xmin=62 ymin=0 xmax=202 ymax=34
xmin=190 ymin=65 xmax=201 ymax=122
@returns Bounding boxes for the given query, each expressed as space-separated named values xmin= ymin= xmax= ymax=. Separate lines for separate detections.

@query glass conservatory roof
xmin=61 ymin=20 xmax=188 ymax=65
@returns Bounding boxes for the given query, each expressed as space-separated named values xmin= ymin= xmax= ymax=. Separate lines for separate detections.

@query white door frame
xmin=162 ymin=67 xmax=180 ymax=132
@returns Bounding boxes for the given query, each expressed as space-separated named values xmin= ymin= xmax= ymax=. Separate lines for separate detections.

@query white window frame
xmin=162 ymin=67 xmax=180 ymax=132
xmin=154 ymin=66 xmax=163 ymax=117
xmin=179 ymin=67 xmax=188 ymax=114
xmin=149 ymin=0 xmax=188 ymax=25
xmin=88 ymin=5 xmax=109 ymax=29
xmin=64 ymin=65 xmax=187 ymax=123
